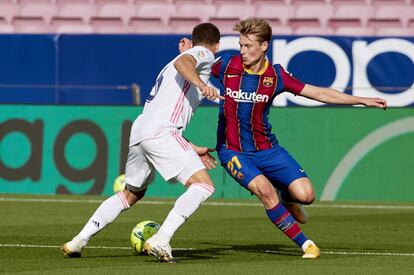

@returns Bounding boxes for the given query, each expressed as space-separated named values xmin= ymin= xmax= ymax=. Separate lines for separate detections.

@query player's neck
xmin=244 ymin=57 xmax=268 ymax=75
xmin=197 ymin=43 xmax=217 ymax=55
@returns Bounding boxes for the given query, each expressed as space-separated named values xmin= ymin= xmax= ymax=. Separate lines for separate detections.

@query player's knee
xmin=186 ymin=169 xmax=214 ymax=187
xmin=262 ymin=192 xmax=276 ymax=206
xmin=295 ymin=191 xmax=315 ymax=205
xmin=303 ymin=193 xmax=315 ymax=204
xmin=247 ymin=176 xmax=278 ymax=207
xmin=289 ymin=179 xmax=315 ymax=204
xmin=123 ymin=187 xmax=146 ymax=206
xmin=252 ymin=185 xmax=277 ymax=206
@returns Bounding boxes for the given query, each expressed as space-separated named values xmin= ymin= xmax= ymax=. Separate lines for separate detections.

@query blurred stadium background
xmin=0 ymin=0 xmax=413 ymax=202
xmin=0 ymin=0 xmax=413 ymax=35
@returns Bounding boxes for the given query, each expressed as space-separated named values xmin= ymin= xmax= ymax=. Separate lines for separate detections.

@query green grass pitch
xmin=1 ymin=194 xmax=413 ymax=274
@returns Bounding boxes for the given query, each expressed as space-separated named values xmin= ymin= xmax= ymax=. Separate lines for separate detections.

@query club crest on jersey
xmin=263 ymin=77 xmax=274 ymax=87
xmin=225 ymin=88 xmax=269 ymax=103
xmin=197 ymin=51 xmax=205 ymax=59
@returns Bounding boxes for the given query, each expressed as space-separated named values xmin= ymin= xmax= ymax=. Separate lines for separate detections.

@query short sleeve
xmin=280 ymin=65 xmax=305 ymax=95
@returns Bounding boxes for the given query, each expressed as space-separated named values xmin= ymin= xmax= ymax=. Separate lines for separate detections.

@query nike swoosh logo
xmin=227 ymin=74 xmax=239 ymax=78
xmin=300 ymin=169 xmax=305 ymax=173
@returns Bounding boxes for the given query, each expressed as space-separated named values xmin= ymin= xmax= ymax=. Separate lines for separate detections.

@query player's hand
xmin=361 ymin=97 xmax=387 ymax=110
xmin=198 ymin=84 xmax=225 ymax=101
xmin=190 ymin=143 xmax=218 ymax=169
xmin=199 ymin=148 xmax=218 ymax=170
xmin=179 ymin=38 xmax=192 ymax=53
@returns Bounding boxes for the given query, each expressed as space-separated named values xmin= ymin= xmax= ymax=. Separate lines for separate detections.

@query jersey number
xmin=227 ymin=156 xmax=244 ymax=181
xmin=146 ymin=67 xmax=167 ymax=103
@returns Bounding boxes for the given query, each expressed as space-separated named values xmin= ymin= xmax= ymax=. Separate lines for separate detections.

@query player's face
xmin=239 ymin=34 xmax=268 ymax=69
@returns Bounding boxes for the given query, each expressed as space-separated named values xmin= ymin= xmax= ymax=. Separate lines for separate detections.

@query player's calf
xmin=266 ymin=202 xmax=319 ymax=258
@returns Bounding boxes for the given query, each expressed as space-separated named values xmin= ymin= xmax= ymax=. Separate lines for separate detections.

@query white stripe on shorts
xmin=172 ymin=131 xmax=191 ymax=151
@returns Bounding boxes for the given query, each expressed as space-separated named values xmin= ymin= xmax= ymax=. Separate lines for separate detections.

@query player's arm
xmin=300 ymin=84 xmax=387 ymax=109
xmin=174 ymin=54 xmax=223 ymax=101
xmin=280 ymin=65 xmax=387 ymax=109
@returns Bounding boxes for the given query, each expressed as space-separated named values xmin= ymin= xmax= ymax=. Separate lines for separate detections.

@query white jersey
xmin=129 ymin=46 xmax=215 ymax=146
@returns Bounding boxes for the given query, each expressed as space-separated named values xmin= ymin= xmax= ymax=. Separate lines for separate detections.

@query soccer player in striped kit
xmin=62 ymin=23 xmax=222 ymax=263
xmin=212 ymin=18 xmax=387 ymax=259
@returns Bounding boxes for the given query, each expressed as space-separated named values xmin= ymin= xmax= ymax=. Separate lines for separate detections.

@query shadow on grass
xmin=77 ymin=243 xmax=302 ymax=262
xmin=171 ymin=243 xmax=302 ymax=262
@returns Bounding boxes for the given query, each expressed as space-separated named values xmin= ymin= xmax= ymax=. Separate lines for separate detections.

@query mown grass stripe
xmin=1 ymin=243 xmax=412 ymax=256
xmin=0 ymin=197 xmax=413 ymax=210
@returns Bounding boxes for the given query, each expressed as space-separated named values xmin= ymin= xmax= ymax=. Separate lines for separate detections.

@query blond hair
xmin=233 ymin=18 xmax=272 ymax=44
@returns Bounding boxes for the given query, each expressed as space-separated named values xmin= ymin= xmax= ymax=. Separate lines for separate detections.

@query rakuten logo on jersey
xmin=225 ymin=88 xmax=269 ymax=103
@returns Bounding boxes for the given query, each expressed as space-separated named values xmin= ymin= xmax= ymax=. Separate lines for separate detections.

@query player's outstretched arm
xmin=300 ymin=84 xmax=387 ymax=109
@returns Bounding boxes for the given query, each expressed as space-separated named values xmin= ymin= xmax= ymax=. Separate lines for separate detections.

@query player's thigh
xmin=125 ymin=144 xmax=154 ymax=192
xmin=218 ymin=149 xmax=261 ymax=190
xmin=260 ymin=146 xmax=307 ymax=192
xmin=141 ymin=131 xmax=205 ymax=185
xmin=175 ymin=155 xmax=207 ymax=186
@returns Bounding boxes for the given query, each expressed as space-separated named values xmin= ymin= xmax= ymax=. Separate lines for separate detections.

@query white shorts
xmin=125 ymin=131 xmax=205 ymax=192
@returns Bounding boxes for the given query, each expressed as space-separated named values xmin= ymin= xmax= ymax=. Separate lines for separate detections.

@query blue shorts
xmin=218 ymin=145 xmax=307 ymax=192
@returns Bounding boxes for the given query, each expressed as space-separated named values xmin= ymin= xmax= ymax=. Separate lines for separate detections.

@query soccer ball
xmin=130 ymin=221 xmax=160 ymax=253
xmin=113 ymin=174 xmax=126 ymax=193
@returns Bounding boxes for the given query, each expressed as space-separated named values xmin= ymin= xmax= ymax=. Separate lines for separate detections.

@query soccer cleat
xmin=62 ymin=236 xmax=88 ymax=258
xmin=277 ymin=190 xmax=308 ymax=224
xmin=286 ymin=203 xmax=308 ymax=224
xmin=143 ymin=236 xmax=175 ymax=263
xmin=302 ymin=243 xmax=320 ymax=259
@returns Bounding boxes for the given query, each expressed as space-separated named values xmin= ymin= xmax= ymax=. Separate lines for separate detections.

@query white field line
xmin=0 ymin=197 xmax=414 ymax=210
xmin=0 ymin=243 xmax=189 ymax=251
xmin=0 ymin=243 xmax=413 ymax=257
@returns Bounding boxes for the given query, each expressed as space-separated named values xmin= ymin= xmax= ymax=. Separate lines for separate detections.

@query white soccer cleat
xmin=62 ymin=236 xmax=88 ymax=258
xmin=277 ymin=190 xmax=308 ymax=224
xmin=143 ymin=236 xmax=175 ymax=263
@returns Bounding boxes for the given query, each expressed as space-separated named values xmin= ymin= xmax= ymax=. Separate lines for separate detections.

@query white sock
xmin=301 ymin=240 xmax=315 ymax=251
xmin=77 ymin=192 xmax=130 ymax=242
xmin=157 ymin=183 xmax=214 ymax=243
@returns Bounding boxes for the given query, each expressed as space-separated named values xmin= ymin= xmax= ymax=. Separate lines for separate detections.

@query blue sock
xmin=266 ymin=203 xmax=308 ymax=248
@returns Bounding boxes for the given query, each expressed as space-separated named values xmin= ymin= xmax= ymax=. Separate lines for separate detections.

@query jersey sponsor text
xmin=225 ymin=88 xmax=270 ymax=103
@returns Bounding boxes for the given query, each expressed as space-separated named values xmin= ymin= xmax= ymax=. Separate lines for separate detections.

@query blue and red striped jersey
xmin=212 ymin=55 xmax=305 ymax=152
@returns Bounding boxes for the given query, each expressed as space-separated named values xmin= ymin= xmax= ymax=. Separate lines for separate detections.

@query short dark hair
xmin=192 ymin=23 xmax=220 ymax=46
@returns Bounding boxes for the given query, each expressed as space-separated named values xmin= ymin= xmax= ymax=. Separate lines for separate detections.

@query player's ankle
xmin=301 ymin=240 xmax=315 ymax=252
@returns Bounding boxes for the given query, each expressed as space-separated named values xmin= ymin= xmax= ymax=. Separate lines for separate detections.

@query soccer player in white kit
xmin=62 ymin=23 xmax=222 ymax=263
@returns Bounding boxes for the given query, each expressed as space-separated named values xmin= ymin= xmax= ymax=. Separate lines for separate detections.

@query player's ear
xmin=179 ymin=38 xmax=192 ymax=53
xmin=261 ymin=41 xmax=269 ymax=53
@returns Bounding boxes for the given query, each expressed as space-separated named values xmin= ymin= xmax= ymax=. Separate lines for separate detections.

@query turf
xmin=0 ymin=194 xmax=413 ymax=274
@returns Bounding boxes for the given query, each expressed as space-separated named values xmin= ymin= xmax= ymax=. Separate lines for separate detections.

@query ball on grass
xmin=131 ymin=221 xmax=161 ymax=253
